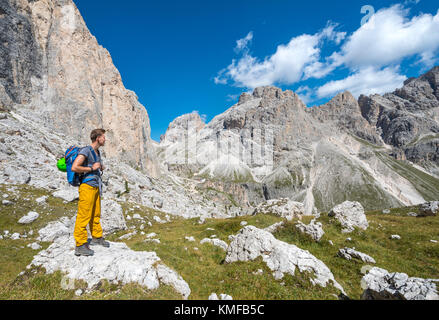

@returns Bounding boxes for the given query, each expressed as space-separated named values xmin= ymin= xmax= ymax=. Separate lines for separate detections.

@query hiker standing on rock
xmin=72 ymin=129 xmax=110 ymax=256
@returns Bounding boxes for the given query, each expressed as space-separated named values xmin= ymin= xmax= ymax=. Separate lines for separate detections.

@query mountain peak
xmin=252 ymin=86 xmax=294 ymax=100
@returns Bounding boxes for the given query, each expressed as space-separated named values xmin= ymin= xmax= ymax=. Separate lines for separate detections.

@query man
xmin=72 ymin=128 xmax=110 ymax=256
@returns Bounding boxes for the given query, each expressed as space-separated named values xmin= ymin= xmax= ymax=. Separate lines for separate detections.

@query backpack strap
xmin=81 ymin=147 xmax=102 ymax=193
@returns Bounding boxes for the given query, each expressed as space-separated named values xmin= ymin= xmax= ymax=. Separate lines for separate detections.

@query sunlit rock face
xmin=0 ymin=0 xmax=159 ymax=177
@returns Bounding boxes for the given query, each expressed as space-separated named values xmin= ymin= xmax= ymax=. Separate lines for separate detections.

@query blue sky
xmin=74 ymin=0 xmax=439 ymax=142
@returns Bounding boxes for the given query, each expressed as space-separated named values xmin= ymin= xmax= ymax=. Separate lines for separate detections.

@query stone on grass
xmin=2 ymin=199 xmax=13 ymax=205
xmin=18 ymin=211 xmax=39 ymax=224
xmin=36 ymin=196 xmax=48 ymax=204
xmin=27 ymin=242 xmax=42 ymax=250
xmin=418 ymin=201 xmax=439 ymax=217
xmin=29 ymin=237 xmax=191 ymax=299
xmin=11 ymin=233 xmax=20 ymax=240
xmin=337 ymin=247 xmax=376 ymax=264
xmin=208 ymin=293 xmax=233 ymax=300
xmin=225 ymin=226 xmax=344 ymax=294
xmin=208 ymin=293 xmax=219 ymax=300
xmin=328 ymin=201 xmax=368 ymax=233
xmin=361 ymin=267 xmax=439 ymax=300
xmin=119 ymin=231 xmax=137 ymax=240
xmin=295 ymin=219 xmax=324 ymax=241
xmin=52 ymin=188 xmax=79 ymax=203
xmin=153 ymin=216 xmax=166 ymax=224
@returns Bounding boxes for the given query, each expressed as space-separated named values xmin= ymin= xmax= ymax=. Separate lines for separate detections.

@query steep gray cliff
xmin=0 ymin=0 xmax=159 ymax=177
xmin=359 ymin=67 xmax=439 ymax=176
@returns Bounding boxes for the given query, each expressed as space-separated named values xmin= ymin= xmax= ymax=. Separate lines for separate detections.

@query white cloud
xmin=215 ymin=24 xmax=345 ymax=89
xmin=235 ymin=31 xmax=253 ymax=53
xmin=316 ymin=66 xmax=407 ymax=99
xmin=215 ymin=4 xmax=439 ymax=104
xmin=334 ymin=5 xmax=439 ymax=68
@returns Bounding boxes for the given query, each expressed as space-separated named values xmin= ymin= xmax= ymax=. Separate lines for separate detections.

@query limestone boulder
xmin=328 ymin=201 xmax=368 ymax=233
xmin=361 ymin=267 xmax=439 ymax=300
xmin=225 ymin=226 xmax=344 ymax=294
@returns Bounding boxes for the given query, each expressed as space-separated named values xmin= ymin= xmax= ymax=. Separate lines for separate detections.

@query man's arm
xmin=72 ymin=155 xmax=101 ymax=173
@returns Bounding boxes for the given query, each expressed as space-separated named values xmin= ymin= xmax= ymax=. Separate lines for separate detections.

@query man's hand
xmin=92 ymin=162 xmax=101 ymax=171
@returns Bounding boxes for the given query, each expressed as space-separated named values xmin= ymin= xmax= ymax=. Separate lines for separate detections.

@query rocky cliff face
xmin=359 ymin=67 xmax=439 ymax=176
xmin=159 ymin=69 xmax=439 ymax=214
xmin=0 ymin=0 xmax=159 ymax=177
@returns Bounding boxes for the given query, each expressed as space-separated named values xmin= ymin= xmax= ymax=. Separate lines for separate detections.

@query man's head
xmin=90 ymin=129 xmax=106 ymax=147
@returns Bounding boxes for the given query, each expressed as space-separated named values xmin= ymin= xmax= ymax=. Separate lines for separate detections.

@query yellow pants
xmin=74 ymin=183 xmax=103 ymax=247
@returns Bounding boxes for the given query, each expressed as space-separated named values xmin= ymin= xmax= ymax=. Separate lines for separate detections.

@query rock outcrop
xmin=328 ymin=201 xmax=369 ymax=233
xmin=0 ymin=0 xmax=159 ymax=177
xmin=225 ymin=226 xmax=344 ymax=293
xmin=418 ymin=201 xmax=439 ymax=217
xmin=159 ymin=76 xmax=439 ymax=214
xmin=361 ymin=267 xmax=439 ymax=300
xmin=29 ymin=236 xmax=191 ymax=299
xmin=359 ymin=66 xmax=439 ymax=177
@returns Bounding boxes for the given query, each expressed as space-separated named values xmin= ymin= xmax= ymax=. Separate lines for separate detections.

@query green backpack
xmin=57 ymin=157 xmax=67 ymax=172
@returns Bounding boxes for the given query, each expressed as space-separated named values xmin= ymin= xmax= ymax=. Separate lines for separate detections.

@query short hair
xmin=90 ymin=129 xmax=106 ymax=142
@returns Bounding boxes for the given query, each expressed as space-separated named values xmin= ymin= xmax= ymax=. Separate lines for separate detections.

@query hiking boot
xmin=75 ymin=243 xmax=94 ymax=256
xmin=89 ymin=237 xmax=110 ymax=248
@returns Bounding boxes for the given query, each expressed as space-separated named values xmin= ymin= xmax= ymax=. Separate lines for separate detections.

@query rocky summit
xmin=158 ymin=70 xmax=439 ymax=214
xmin=0 ymin=0 xmax=438 ymax=301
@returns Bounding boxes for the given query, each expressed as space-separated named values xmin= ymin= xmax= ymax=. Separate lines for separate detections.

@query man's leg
xmin=89 ymin=190 xmax=103 ymax=239
xmin=74 ymin=184 xmax=97 ymax=247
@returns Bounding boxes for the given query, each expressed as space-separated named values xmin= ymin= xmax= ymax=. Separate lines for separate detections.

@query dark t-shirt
xmin=78 ymin=146 xmax=102 ymax=188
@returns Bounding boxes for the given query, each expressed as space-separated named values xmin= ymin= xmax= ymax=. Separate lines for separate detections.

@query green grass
xmin=0 ymin=184 xmax=438 ymax=300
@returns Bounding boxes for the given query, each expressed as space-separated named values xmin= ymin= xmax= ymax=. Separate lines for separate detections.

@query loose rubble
xmin=361 ymin=267 xmax=439 ymax=300
xmin=253 ymin=199 xmax=304 ymax=221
